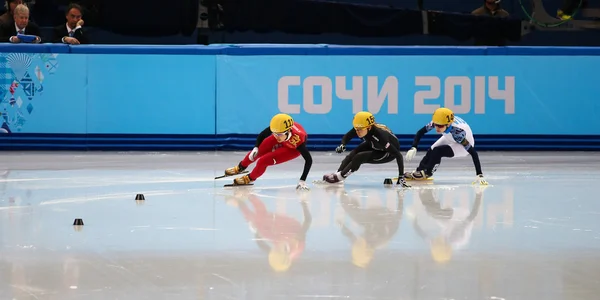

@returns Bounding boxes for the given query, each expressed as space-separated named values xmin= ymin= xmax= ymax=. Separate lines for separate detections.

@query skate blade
xmin=224 ymin=183 xmax=254 ymax=187
xmin=215 ymin=170 xmax=249 ymax=179
xmin=395 ymin=177 xmax=434 ymax=182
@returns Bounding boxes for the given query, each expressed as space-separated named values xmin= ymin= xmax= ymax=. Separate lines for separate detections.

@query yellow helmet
xmin=430 ymin=236 xmax=452 ymax=263
xmin=351 ymin=237 xmax=374 ymax=268
xmin=268 ymin=247 xmax=292 ymax=272
xmin=432 ymin=108 xmax=454 ymax=125
xmin=270 ymin=113 xmax=294 ymax=133
xmin=353 ymin=111 xmax=375 ymax=129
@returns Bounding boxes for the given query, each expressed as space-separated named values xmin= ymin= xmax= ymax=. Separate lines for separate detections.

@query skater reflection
xmin=334 ymin=187 xmax=404 ymax=268
xmin=227 ymin=189 xmax=312 ymax=272
xmin=408 ymin=188 xmax=484 ymax=263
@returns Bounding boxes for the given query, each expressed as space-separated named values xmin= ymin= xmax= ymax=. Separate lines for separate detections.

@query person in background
xmin=471 ymin=0 xmax=510 ymax=46
xmin=52 ymin=3 xmax=89 ymax=44
xmin=0 ymin=3 xmax=40 ymax=43
xmin=0 ymin=0 xmax=23 ymax=26
xmin=472 ymin=0 xmax=509 ymax=17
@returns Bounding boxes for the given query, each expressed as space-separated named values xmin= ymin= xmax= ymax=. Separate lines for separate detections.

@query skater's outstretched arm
xmin=340 ymin=128 xmax=358 ymax=145
xmin=467 ymin=147 xmax=483 ymax=176
xmin=411 ymin=123 xmax=434 ymax=149
xmin=406 ymin=123 xmax=434 ymax=161
xmin=445 ymin=127 xmax=485 ymax=183
xmin=334 ymin=128 xmax=358 ymax=153
xmin=452 ymin=129 xmax=484 ymax=176
xmin=297 ymin=143 xmax=313 ymax=181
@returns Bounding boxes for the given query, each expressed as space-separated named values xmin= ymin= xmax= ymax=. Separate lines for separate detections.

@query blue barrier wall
xmin=0 ymin=44 xmax=599 ymax=150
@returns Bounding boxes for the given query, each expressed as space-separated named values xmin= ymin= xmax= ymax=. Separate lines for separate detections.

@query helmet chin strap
xmin=285 ymin=131 xmax=292 ymax=141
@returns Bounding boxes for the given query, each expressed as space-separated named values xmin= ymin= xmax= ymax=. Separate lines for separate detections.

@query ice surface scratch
xmin=247 ymin=193 xmax=281 ymax=199
xmin=39 ymin=190 xmax=179 ymax=205
xmin=296 ymin=296 xmax=350 ymax=298
xmin=253 ymin=185 xmax=297 ymax=190
xmin=212 ymin=273 xmax=238 ymax=287
xmin=157 ymin=227 xmax=217 ymax=231
xmin=106 ymin=264 xmax=129 ymax=271
xmin=130 ymin=226 xmax=217 ymax=232
xmin=0 ymin=177 xmax=73 ymax=182
xmin=0 ymin=205 xmax=30 ymax=211
xmin=9 ymin=284 xmax=44 ymax=299
xmin=528 ymin=219 xmax=566 ymax=226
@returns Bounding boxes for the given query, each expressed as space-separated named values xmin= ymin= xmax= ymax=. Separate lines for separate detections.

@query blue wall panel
xmin=216 ymin=54 xmax=600 ymax=135
xmin=85 ymin=54 xmax=216 ymax=134
xmin=0 ymin=44 xmax=599 ymax=150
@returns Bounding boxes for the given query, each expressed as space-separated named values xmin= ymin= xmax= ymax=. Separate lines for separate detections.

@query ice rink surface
xmin=1 ymin=151 xmax=600 ymax=300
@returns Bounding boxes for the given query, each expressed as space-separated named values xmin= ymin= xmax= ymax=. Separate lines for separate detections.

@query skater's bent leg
xmin=421 ymin=145 xmax=454 ymax=176
xmin=367 ymin=151 xmax=394 ymax=164
xmin=416 ymin=149 xmax=432 ymax=171
xmin=340 ymin=151 xmax=374 ymax=177
xmin=417 ymin=137 xmax=447 ymax=172
xmin=249 ymin=147 xmax=300 ymax=180
xmin=338 ymin=152 xmax=356 ymax=172
xmin=337 ymin=143 xmax=372 ymax=172
xmin=240 ymin=135 xmax=279 ymax=168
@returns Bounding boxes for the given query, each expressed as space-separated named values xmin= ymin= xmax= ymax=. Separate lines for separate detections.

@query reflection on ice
xmin=0 ymin=152 xmax=599 ymax=299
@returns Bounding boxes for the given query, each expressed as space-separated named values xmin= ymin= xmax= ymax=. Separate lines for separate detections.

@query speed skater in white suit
xmin=404 ymin=107 xmax=488 ymax=185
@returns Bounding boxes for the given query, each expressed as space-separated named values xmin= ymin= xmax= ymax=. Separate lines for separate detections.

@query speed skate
xmin=401 ymin=176 xmax=434 ymax=182
xmin=312 ymin=176 xmax=433 ymax=186
xmin=214 ymin=170 xmax=249 ymax=180
xmin=223 ymin=183 xmax=254 ymax=187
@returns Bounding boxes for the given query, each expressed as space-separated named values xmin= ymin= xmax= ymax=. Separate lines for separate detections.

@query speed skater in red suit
xmin=223 ymin=113 xmax=313 ymax=190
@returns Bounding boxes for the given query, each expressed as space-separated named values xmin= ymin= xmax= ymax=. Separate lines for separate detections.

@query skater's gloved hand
xmin=397 ymin=176 xmax=411 ymax=188
xmin=472 ymin=174 xmax=488 ymax=185
xmin=249 ymin=147 xmax=259 ymax=161
xmin=405 ymin=147 xmax=417 ymax=161
xmin=335 ymin=144 xmax=346 ymax=153
xmin=296 ymin=180 xmax=310 ymax=190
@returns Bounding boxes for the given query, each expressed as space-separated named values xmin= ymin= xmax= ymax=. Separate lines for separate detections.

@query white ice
xmin=1 ymin=151 xmax=600 ymax=300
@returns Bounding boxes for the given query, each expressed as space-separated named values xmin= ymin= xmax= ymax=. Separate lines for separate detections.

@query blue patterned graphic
xmin=0 ymin=53 xmax=57 ymax=133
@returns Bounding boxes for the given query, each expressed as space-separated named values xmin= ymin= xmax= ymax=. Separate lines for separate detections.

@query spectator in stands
xmin=0 ymin=3 xmax=40 ymax=43
xmin=472 ymin=0 xmax=509 ymax=18
xmin=0 ymin=0 xmax=23 ymax=26
xmin=52 ymin=3 xmax=88 ymax=44
xmin=471 ymin=0 xmax=509 ymax=46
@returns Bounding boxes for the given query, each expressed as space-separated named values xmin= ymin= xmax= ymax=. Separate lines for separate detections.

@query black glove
xmin=335 ymin=144 xmax=346 ymax=153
